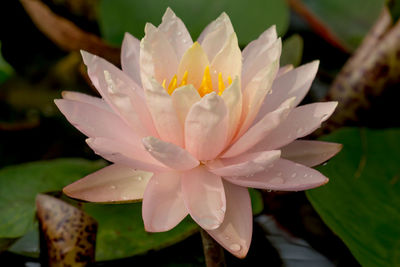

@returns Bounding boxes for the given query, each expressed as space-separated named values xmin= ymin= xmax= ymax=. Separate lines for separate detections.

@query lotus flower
xmin=56 ymin=8 xmax=341 ymax=258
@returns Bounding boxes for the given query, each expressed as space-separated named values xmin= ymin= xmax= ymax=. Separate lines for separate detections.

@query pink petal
xmin=242 ymin=25 xmax=277 ymax=66
xmin=281 ymin=140 xmax=342 ymax=167
xmin=276 ymin=64 xmax=294 ymax=78
xmin=86 ymin=137 xmax=168 ymax=173
xmin=61 ymin=91 xmax=111 ymax=112
xmin=198 ymin=13 xmax=234 ymax=62
xmin=223 ymin=98 xmax=294 ymax=158
xmin=142 ymin=171 xmax=188 ymax=232
xmin=171 ymin=85 xmax=201 ymax=127
xmin=207 ymin=150 xmax=281 ymax=177
xmin=121 ymin=32 xmax=142 ymax=86
xmin=220 ymin=78 xmax=242 ymax=144
xmin=142 ymin=136 xmax=199 ymax=171
xmin=210 ymin=33 xmax=242 ymax=90
xmin=249 ymin=102 xmax=338 ymax=152
xmin=242 ymin=38 xmax=281 ymax=89
xmin=207 ymin=181 xmax=252 ymax=258
xmin=237 ymin=40 xmax=281 ymax=138
xmin=159 ymin=7 xmax=193 ymax=60
xmin=63 ymin=164 xmax=152 ymax=203
xmin=185 ymin=92 xmax=228 ymax=160
xmin=54 ymin=99 xmax=138 ymax=145
xmin=82 ymin=51 xmax=157 ymax=137
xmin=182 ymin=166 xmax=226 ymax=230
xmin=145 ymin=78 xmax=184 ymax=147
xmin=255 ymin=61 xmax=319 ymax=122
xmin=225 ymin=158 xmax=329 ymax=191
xmin=140 ymin=23 xmax=179 ymax=90
xmin=177 ymin=42 xmax=210 ymax=89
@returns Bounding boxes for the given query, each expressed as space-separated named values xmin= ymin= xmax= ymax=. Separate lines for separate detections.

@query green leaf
xmin=0 ymin=42 xmax=14 ymax=84
xmin=306 ymin=128 xmax=400 ymax=267
xmin=99 ymin=0 xmax=289 ymax=46
xmin=0 ymin=158 xmax=106 ymax=238
xmin=280 ymin=34 xmax=304 ymax=67
xmin=249 ymin=188 xmax=264 ymax=215
xmin=84 ymin=203 xmax=197 ymax=261
xmin=302 ymin=0 xmax=385 ymax=51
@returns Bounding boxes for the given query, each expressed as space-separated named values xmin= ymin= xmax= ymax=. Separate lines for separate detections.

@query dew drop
xmin=291 ymin=173 xmax=297 ymax=178
xmin=136 ymin=176 xmax=143 ymax=181
xmin=224 ymin=235 xmax=230 ymax=240
xmin=110 ymin=185 xmax=116 ymax=190
xmin=322 ymin=162 xmax=328 ymax=166
xmin=304 ymin=174 xmax=308 ymax=178
xmin=229 ymin=244 xmax=241 ymax=252
xmin=296 ymin=128 xmax=303 ymax=135
xmin=182 ymin=39 xmax=188 ymax=43
xmin=177 ymin=31 xmax=182 ymax=36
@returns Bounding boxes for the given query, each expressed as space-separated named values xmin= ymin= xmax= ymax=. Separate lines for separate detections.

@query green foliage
xmin=98 ymin=0 xmax=289 ymax=46
xmin=249 ymin=188 xmax=264 ymax=215
xmin=280 ymin=34 xmax=304 ymax=67
xmin=0 ymin=42 xmax=14 ymax=84
xmin=307 ymin=128 xmax=400 ymax=266
xmin=302 ymin=0 xmax=385 ymax=51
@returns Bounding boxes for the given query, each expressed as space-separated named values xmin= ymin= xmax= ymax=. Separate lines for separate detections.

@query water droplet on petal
xmin=229 ymin=244 xmax=241 ymax=252
xmin=136 ymin=176 xmax=143 ymax=181
xmin=224 ymin=235 xmax=230 ymax=240
xmin=110 ymin=185 xmax=116 ymax=190
xmin=297 ymin=128 xmax=303 ymax=135
xmin=177 ymin=31 xmax=182 ymax=36
xmin=291 ymin=173 xmax=297 ymax=178
xmin=304 ymin=174 xmax=308 ymax=178
xmin=322 ymin=162 xmax=328 ymax=166
xmin=198 ymin=216 xmax=220 ymax=229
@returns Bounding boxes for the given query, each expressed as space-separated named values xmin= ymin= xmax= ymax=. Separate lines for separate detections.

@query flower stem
xmin=200 ymin=228 xmax=226 ymax=267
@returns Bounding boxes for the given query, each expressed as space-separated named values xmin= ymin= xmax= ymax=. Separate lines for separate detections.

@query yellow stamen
xmin=198 ymin=66 xmax=213 ymax=97
xmin=228 ymin=76 xmax=232 ymax=85
xmin=180 ymin=71 xmax=188 ymax=86
xmin=162 ymin=79 xmax=166 ymax=89
xmin=167 ymin=75 xmax=177 ymax=95
xmin=218 ymin=72 xmax=225 ymax=95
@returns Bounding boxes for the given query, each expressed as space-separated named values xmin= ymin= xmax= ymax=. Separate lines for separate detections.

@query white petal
xmin=185 ymin=92 xmax=228 ymax=160
xmin=63 ymin=164 xmax=152 ymax=203
xmin=61 ymin=91 xmax=111 ymax=112
xmin=242 ymin=25 xmax=277 ymax=65
xmin=142 ymin=136 xmax=199 ymax=170
xmin=142 ymin=171 xmax=188 ymax=232
xmin=182 ymin=166 xmax=226 ymax=230
xmin=281 ymin=140 xmax=342 ymax=167
xmin=207 ymin=150 xmax=281 ymax=177
xmin=207 ymin=181 xmax=252 ymax=258
xmin=145 ymin=78 xmax=184 ymax=147
xmin=159 ymin=7 xmax=193 ymax=60
xmin=221 ymin=77 xmax=242 ymax=143
xmin=225 ymin=159 xmax=329 ymax=191
xmin=121 ymin=32 xmax=142 ymax=86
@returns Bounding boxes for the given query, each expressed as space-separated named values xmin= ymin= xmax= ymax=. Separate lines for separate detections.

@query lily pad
xmin=98 ymin=0 xmax=289 ymax=46
xmin=280 ymin=34 xmax=304 ymax=67
xmin=307 ymin=128 xmax=400 ymax=266
xmin=301 ymin=0 xmax=385 ymax=51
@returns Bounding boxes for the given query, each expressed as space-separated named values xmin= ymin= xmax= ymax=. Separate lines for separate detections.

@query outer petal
xmin=281 ymin=140 xmax=343 ymax=167
xmin=140 ymin=23 xmax=179 ymax=90
xmin=145 ymin=78 xmax=184 ymax=147
xmin=223 ymin=98 xmax=295 ymax=158
xmin=276 ymin=64 xmax=294 ymax=78
xmin=207 ymin=150 xmax=281 ymax=177
xmin=142 ymin=171 xmax=188 ymax=232
xmin=221 ymin=78 xmax=242 ymax=143
xmin=142 ymin=136 xmax=199 ymax=171
xmin=185 ymin=92 xmax=228 ymax=160
xmin=237 ymin=40 xmax=281 ymax=138
xmin=177 ymin=42 xmax=209 ymax=89
xmin=242 ymin=25 xmax=277 ymax=66
xmin=207 ymin=181 xmax=252 ymax=258
xmin=210 ymin=33 xmax=242 ymax=90
xmin=86 ymin=137 xmax=168 ymax=173
xmin=249 ymin=102 xmax=338 ymax=152
xmin=54 ymin=99 xmax=138 ymax=145
xmin=224 ymin=159 xmax=329 ymax=191
xmin=61 ymin=91 xmax=111 ymax=112
xmin=121 ymin=32 xmax=142 ymax=86
xmin=198 ymin=12 xmax=234 ymax=62
xmin=63 ymin=164 xmax=151 ymax=203
xmin=171 ymin=85 xmax=201 ymax=127
xmin=82 ymin=51 xmax=157 ymax=137
xmin=182 ymin=166 xmax=226 ymax=230
xmin=255 ymin=61 xmax=319 ymax=122
xmin=159 ymin=7 xmax=193 ymax=60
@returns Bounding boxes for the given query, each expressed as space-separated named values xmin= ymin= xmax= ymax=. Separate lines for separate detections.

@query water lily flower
xmin=55 ymin=8 xmax=341 ymax=258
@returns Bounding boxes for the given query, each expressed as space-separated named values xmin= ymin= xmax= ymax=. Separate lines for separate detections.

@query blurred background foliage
xmin=0 ymin=0 xmax=399 ymax=266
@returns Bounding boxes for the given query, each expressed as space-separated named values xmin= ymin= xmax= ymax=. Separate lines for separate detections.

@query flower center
xmin=162 ymin=66 xmax=232 ymax=97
